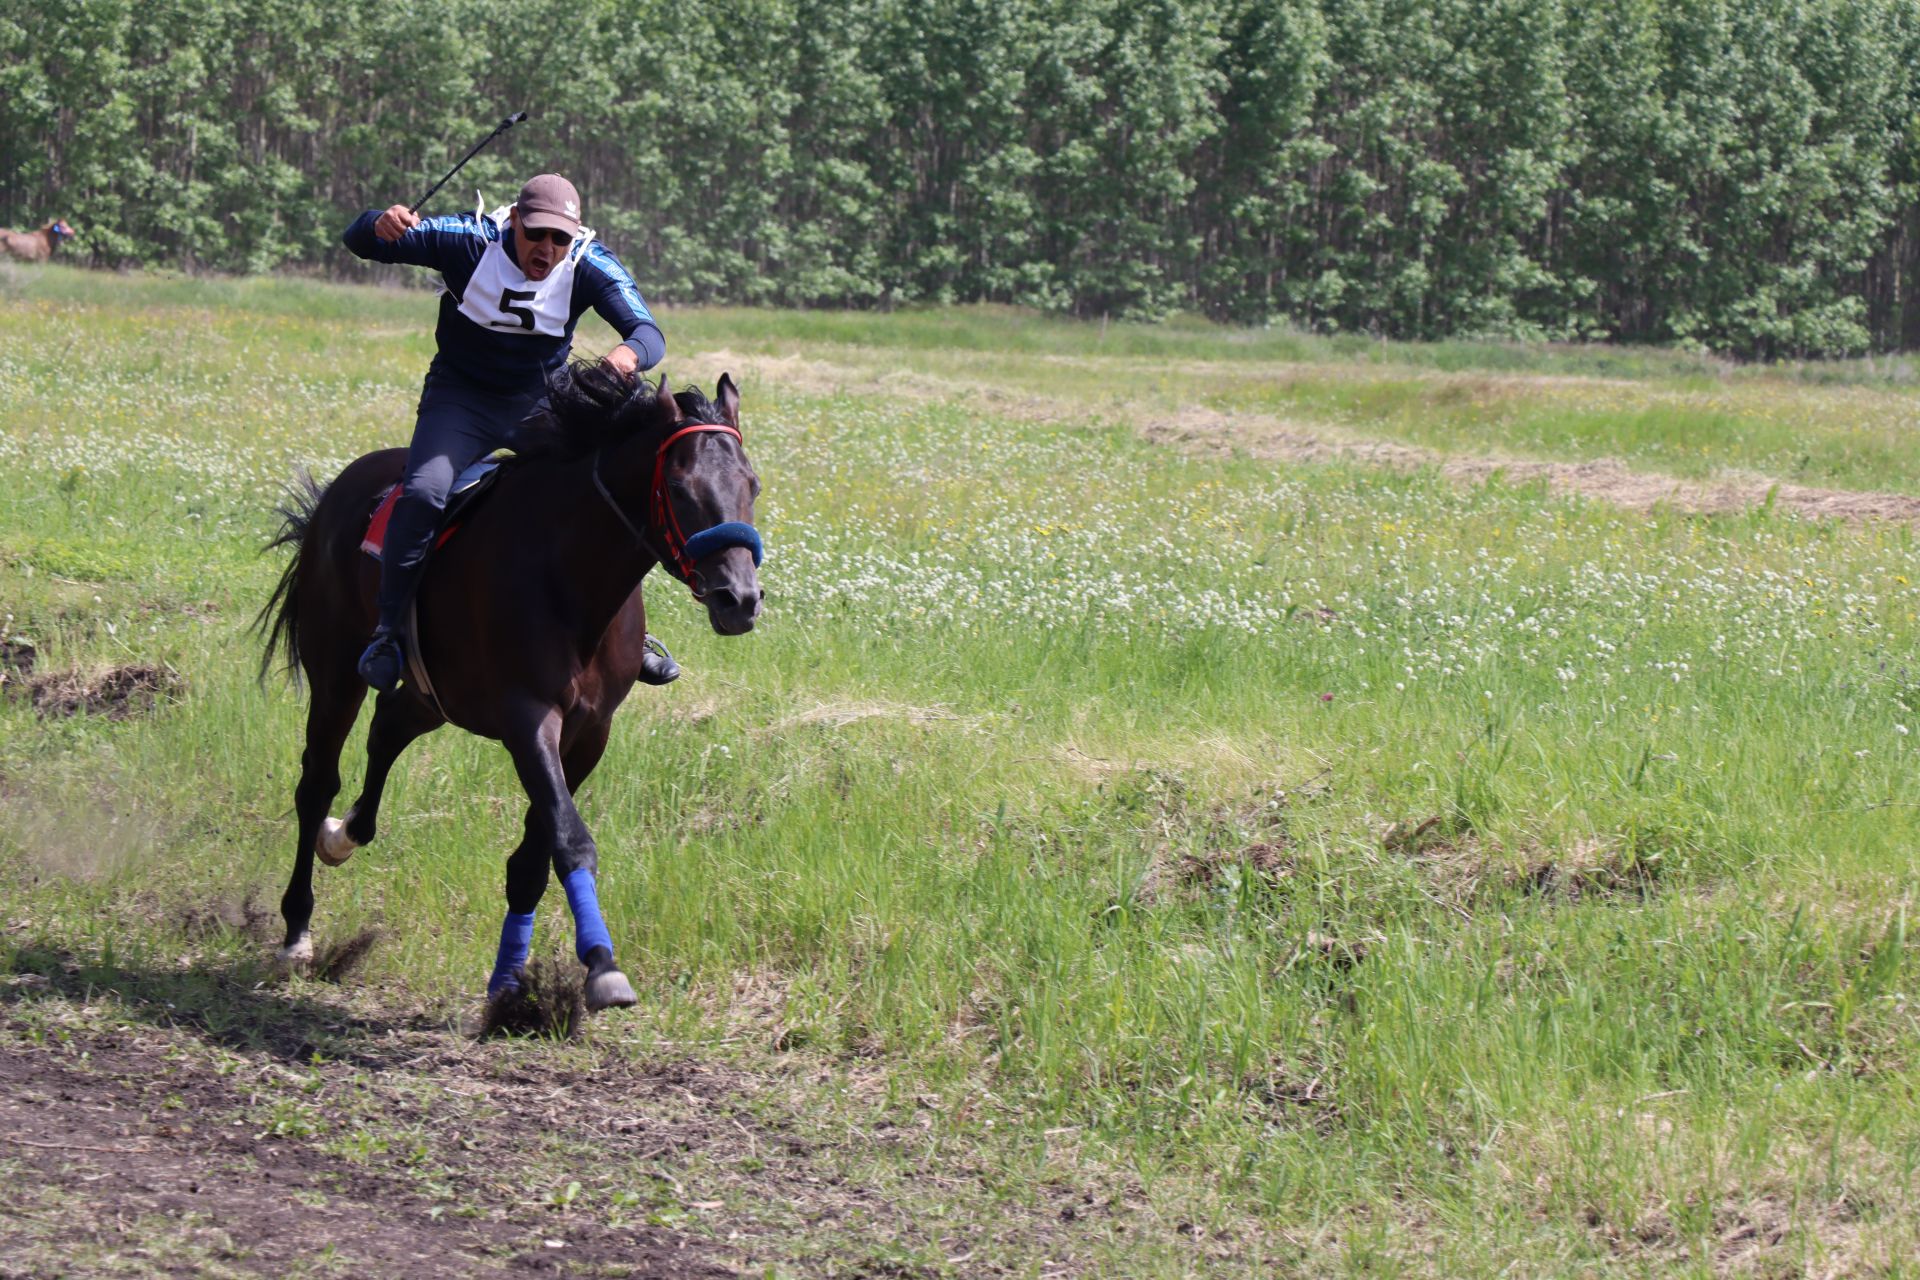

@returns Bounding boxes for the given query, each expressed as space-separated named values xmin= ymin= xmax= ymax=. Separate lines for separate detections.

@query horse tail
xmin=254 ymin=468 xmax=326 ymax=687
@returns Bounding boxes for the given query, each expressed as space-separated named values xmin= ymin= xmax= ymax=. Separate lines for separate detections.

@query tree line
xmin=3 ymin=0 xmax=1917 ymax=357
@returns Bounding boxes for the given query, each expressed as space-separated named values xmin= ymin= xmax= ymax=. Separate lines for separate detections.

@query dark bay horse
xmin=257 ymin=368 xmax=762 ymax=1011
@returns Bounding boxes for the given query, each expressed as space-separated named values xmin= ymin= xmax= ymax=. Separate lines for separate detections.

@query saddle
xmin=360 ymin=458 xmax=504 ymax=560
xmin=359 ymin=458 xmax=505 ymax=717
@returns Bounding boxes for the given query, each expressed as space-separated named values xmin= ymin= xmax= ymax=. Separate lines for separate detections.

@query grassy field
xmin=3 ymin=263 xmax=1919 ymax=1277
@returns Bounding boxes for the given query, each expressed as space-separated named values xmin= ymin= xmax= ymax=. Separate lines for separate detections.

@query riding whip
xmin=410 ymin=111 xmax=529 ymax=214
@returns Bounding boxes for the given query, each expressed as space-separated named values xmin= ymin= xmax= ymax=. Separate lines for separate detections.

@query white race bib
xmin=455 ymin=207 xmax=596 ymax=337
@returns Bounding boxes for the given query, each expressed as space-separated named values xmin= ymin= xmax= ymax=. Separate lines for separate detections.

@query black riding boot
xmin=639 ymin=633 xmax=680 ymax=685
xmin=358 ymin=625 xmax=406 ymax=693
xmin=360 ymin=490 xmax=443 ymax=694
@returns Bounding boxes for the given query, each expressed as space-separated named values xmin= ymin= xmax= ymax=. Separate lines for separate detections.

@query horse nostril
xmin=706 ymin=584 xmax=761 ymax=621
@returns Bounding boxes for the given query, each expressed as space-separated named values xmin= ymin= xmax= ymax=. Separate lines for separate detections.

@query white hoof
xmin=277 ymin=933 xmax=314 ymax=968
xmin=315 ymin=816 xmax=359 ymax=867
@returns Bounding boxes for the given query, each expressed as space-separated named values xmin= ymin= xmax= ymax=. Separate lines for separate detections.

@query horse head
xmin=651 ymin=374 xmax=763 ymax=635
xmin=537 ymin=364 xmax=764 ymax=635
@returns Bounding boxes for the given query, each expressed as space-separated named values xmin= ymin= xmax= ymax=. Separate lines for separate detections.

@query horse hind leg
xmin=280 ymin=677 xmax=366 ymax=965
xmin=316 ymin=692 xmax=442 ymax=866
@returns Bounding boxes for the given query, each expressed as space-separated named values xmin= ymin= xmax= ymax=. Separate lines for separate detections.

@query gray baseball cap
xmin=517 ymin=174 xmax=581 ymax=234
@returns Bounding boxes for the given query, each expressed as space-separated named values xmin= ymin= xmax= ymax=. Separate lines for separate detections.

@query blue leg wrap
xmin=488 ymin=910 xmax=536 ymax=997
xmin=562 ymin=867 xmax=614 ymax=964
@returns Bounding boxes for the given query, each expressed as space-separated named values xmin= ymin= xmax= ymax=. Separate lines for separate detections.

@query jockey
xmin=342 ymin=173 xmax=679 ymax=694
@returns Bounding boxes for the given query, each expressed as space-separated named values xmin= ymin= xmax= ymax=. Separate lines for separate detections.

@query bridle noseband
xmin=591 ymin=422 xmax=763 ymax=599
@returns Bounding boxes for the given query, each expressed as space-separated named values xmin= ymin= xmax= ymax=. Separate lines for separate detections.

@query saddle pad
xmin=360 ymin=459 xmax=501 ymax=560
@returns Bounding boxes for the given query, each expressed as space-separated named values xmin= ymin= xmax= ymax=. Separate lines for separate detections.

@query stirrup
xmin=638 ymin=632 xmax=680 ymax=686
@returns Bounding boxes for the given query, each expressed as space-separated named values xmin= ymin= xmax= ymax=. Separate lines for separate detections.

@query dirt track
xmin=0 ymin=941 xmax=1153 ymax=1278
xmin=0 ymin=961 xmax=737 ymax=1278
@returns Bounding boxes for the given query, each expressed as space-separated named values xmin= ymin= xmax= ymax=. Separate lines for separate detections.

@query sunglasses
xmin=520 ymin=226 xmax=573 ymax=246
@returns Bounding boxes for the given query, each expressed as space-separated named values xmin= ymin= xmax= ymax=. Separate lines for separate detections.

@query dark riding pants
xmin=376 ymin=372 xmax=543 ymax=628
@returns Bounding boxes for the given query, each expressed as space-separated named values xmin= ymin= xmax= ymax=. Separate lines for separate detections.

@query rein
xmin=591 ymin=422 xmax=763 ymax=597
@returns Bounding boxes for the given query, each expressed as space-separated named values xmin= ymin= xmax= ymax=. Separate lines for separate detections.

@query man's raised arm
xmin=342 ymin=205 xmax=483 ymax=267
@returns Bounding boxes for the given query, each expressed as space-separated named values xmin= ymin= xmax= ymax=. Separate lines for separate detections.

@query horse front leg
xmin=486 ymin=815 xmax=549 ymax=1000
xmin=502 ymin=703 xmax=636 ymax=1012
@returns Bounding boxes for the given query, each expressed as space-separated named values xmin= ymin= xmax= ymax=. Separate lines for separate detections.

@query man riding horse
xmin=342 ymin=173 xmax=681 ymax=693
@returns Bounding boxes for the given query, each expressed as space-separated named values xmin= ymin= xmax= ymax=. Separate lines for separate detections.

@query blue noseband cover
xmin=681 ymin=521 xmax=763 ymax=567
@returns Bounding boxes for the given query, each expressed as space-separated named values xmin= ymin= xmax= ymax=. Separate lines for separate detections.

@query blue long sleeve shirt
xmin=342 ymin=210 xmax=665 ymax=393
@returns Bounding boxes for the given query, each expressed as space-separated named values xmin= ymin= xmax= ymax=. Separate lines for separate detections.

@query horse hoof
xmin=277 ymin=933 xmax=314 ymax=969
xmin=584 ymin=968 xmax=637 ymax=1012
xmin=315 ymin=816 xmax=358 ymax=866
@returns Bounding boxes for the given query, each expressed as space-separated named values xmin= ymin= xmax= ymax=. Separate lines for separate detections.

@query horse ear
xmin=656 ymin=378 xmax=683 ymax=424
xmin=717 ymin=373 xmax=740 ymax=429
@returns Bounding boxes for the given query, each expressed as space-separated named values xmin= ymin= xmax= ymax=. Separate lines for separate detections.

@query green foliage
xmin=4 ymin=0 xmax=1920 ymax=356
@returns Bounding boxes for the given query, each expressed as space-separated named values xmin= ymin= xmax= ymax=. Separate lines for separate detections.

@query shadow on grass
xmin=0 ymin=937 xmax=444 ymax=1068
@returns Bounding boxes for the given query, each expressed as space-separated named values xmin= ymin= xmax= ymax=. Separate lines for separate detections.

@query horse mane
xmin=520 ymin=364 xmax=732 ymax=462
xmin=672 ymin=384 xmax=723 ymax=426
xmin=519 ymin=363 xmax=671 ymax=460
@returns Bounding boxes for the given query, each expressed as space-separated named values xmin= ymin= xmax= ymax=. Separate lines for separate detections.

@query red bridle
xmin=590 ymin=420 xmax=749 ymax=593
xmin=648 ymin=422 xmax=745 ymax=582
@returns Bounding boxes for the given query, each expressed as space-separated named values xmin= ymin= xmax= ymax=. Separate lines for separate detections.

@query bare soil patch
xmin=0 ymin=935 xmax=1177 ymax=1277
xmin=0 ymin=1026 xmax=729 ymax=1278
xmin=11 ymin=661 xmax=184 ymax=720
xmin=1381 ymin=819 xmax=1664 ymax=911
xmin=0 ymin=638 xmax=35 ymax=682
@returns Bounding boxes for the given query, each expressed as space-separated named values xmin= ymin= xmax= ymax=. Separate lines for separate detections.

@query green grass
xmin=4 ymin=265 xmax=1920 ymax=1275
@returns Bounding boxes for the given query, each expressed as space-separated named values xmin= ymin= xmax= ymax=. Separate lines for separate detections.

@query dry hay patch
xmin=1139 ymin=404 xmax=1920 ymax=524
xmin=771 ymin=698 xmax=973 ymax=732
xmin=669 ymin=340 xmax=1878 ymax=531
xmin=1140 ymin=406 xmax=1433 ymax=469
xmin=1169 ymin=839 xmax=1294 ymax=894
xmin=677 ymin=346 xmax=966 ymax=405
xmin=667 ymin=693 xmax=725 ymax=725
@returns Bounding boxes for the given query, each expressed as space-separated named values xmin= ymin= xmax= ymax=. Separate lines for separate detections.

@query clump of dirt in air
xmin=23 ymin=663 xmax=182 ymax=720
xmin=313 ymin=928 xmax=383 ymax=984
xmin=477 ymin=956 xmax=586 ymax=1040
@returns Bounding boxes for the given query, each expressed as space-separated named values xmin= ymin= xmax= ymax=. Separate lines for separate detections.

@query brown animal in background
xmin=0 ymin=220 xmax=76 ymax=262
